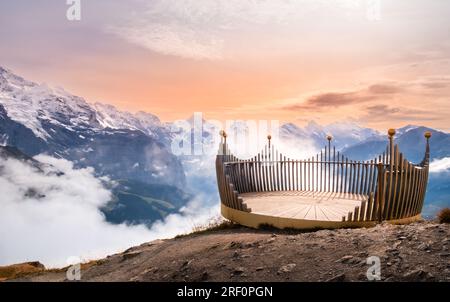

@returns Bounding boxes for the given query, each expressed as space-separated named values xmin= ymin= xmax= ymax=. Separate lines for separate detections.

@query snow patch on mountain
xmin=0 ymin=134 xmax=7 ymax=146
xmin=325 ymin=121 xmax=380 ymax=140
xmin=280 ymin=120 xmax=382 ymax=152
xmin=0 ymin=67 xmax=101 ymax=140
xmin=397 ymin=125 xmax=420 ymax=136
xmin=0 ymin=66 xmax=173 ymax=144
xmin=94 ymin=102 xmax=163 ymax=137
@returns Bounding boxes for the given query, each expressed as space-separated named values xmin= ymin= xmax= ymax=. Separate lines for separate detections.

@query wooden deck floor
xmin=240 ymin=191 xmax=366 ymax=222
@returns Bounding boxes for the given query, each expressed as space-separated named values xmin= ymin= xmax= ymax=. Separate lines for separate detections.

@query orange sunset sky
xmin=1 ymin=0 xmax=450 ymax=131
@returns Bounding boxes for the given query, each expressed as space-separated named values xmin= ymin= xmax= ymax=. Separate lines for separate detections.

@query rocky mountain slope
xmin=0 ymin=66 xmax=184 ymax=188
xmin=0 ymin=66 xmax=190 ymax=227
xmin=7 ymin=221 xmax=450 ymax=282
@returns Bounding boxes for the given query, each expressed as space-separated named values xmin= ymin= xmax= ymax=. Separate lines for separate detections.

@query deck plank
xmin=241 ymin=190 xmax=365 ymax=222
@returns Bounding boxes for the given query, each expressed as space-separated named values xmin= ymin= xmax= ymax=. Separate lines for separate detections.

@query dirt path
xmin=8 ymin=221 xmax=450 ymax=282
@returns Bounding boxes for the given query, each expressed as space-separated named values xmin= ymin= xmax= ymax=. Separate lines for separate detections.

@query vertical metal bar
xmin=409 ymin=166 xmax=419 ymax=216
xmin=324 ymin=146 xmax=327 ymax=191
xmin=360 ymin=163 xmax=366 ymax=196
xmin=412 ymin=168 xmax=422 ymax=215
xmin=404 ymin=162 xmax=413 ymax=217
xmin=320 ymin=150 xmax=323 ymax=192
xmin=295 ymin=158 xmax=298 ymax=191
xmin=295 ymin=159 xmax=298 ymax=191
xmin=280 ymin=152 xmax=283 ymax=192
xmin=394 ymin=153 xmax=404 ymax=219
xmin=257 ymin=153 xmax=262 ymax=192
xmin=367 ymin=160 xmax=374 ymax=195
xmin=241 ymin=162 xmax=246 ymax=193
xmin=288 ymin=158 xmax=292 ymax=191
xmin=351 ymin=160 xmax=357 ymax=195
xmin=299 ymin=159 xmax=302 ymax=191
xmin=389 ymin=145 xmax=400 ymax=219
xmin=328 ymin=143 xmax=331 ymax=192
xmin=367 ymin=192 xmax=374 ymax=220
xmin=248 ymin=159 xmax=253 ymax=192
xmin=334 ymin=151 xmax=342 ymax=193
xmin=354 ymin=206 xmax=360 ymax=221
xmin=271 ymin=146 xmax=275 ymax=191
xmin=344 ymin=158 xmax=349 ymax=195
xmin=276 ymin=150 xmax=280 ymax=191
xmin=412 ymin=166 xmax=422 ymax=215
xmin=268 ymin=147 xmax=272 ymax=191
xmin=316 ymin=154 xmax=319 ymax=192
xmin=260 ymin=151 xmax=265 ymax=192
xmin=399 ymin=159 xmax=408 ymax=218
xmin=356 ymin=161 xmax=361 ymax=196
xmin=283 ymin=155 xmax=286 ymax=192
xmin=363 ymin=163 xmax=369 ymax=196
xmin=332 ymin=146 xmax=336 ymax=193
xmin=376 ymin=163 xmax=385 ymax=222
xmin=360 ymin=201 xmax=366 ymax=222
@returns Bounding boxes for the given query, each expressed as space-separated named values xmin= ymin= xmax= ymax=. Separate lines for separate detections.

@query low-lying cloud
xmin=0 ymin=155 xmax=219 ymax=268
xmin=430 ymin=157 xmax=450 ymax=173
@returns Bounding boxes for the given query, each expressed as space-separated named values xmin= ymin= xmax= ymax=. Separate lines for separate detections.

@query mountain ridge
xmin=0 ymin=66 xmax=185 ymax=189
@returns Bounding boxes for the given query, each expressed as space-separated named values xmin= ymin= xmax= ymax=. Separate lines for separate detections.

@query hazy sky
xmin=1 ymin=0 xmax=450 ymax=131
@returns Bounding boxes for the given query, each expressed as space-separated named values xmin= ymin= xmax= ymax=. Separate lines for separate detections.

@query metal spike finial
xmin=326 ymin=135 xmax=332 ymax=160
xmin=388 ymin=128 xmax=396 ymax=138
xmin=267 ymin=134 xmax=272 ymax=148
xmin=423 ymin=131 xmax=431 ymax=165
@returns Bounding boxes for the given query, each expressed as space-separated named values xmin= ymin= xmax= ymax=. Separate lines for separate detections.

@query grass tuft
xmin=437 ymin=208 xmax=450 ymax=224
xmin=175 ymin=216 xmax=241 ymax=238
xmin=0 ymin=262 xmax=45 ymax=281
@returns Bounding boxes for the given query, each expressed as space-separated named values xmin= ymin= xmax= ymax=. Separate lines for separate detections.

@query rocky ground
xmin=5 ymin=221 xmax=450 ymax=282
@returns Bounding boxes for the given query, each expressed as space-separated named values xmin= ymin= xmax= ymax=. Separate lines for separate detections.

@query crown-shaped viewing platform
xmin=216 ymin=129 xmax=431 ymax=230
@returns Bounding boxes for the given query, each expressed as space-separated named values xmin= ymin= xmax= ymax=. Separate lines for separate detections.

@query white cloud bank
xmin=0 ymin=155 xmax=219 ymax=268
xmin=106 ymin=0 xmax=374 ymax=60
xmin=429 ymin=157 xmax=450 ymax=173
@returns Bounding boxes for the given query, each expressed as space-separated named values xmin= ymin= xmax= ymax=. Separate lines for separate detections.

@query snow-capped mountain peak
xmin=0 ymin=67 xmax=103 ymax=140
xmin=323 ymin=121 xmax=381 ymax=143
xmin=0 ymin=66 xmax=185 ymax=189
xmin=305 ymin=120 xmax=324 ymax=135
xmin=93 ymin=102 xmax=165 ymax=138
xmin=0 ymin=66 xmax=169 ymax=141
xmin=280 ymin=120 xmax=383 ymax=151
xmin=397 ymin=125 xmax=420 ymax=136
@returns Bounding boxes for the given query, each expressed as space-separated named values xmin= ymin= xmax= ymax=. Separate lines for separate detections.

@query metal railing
xmin=216 ymin=129 xmax=431 ymax=223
